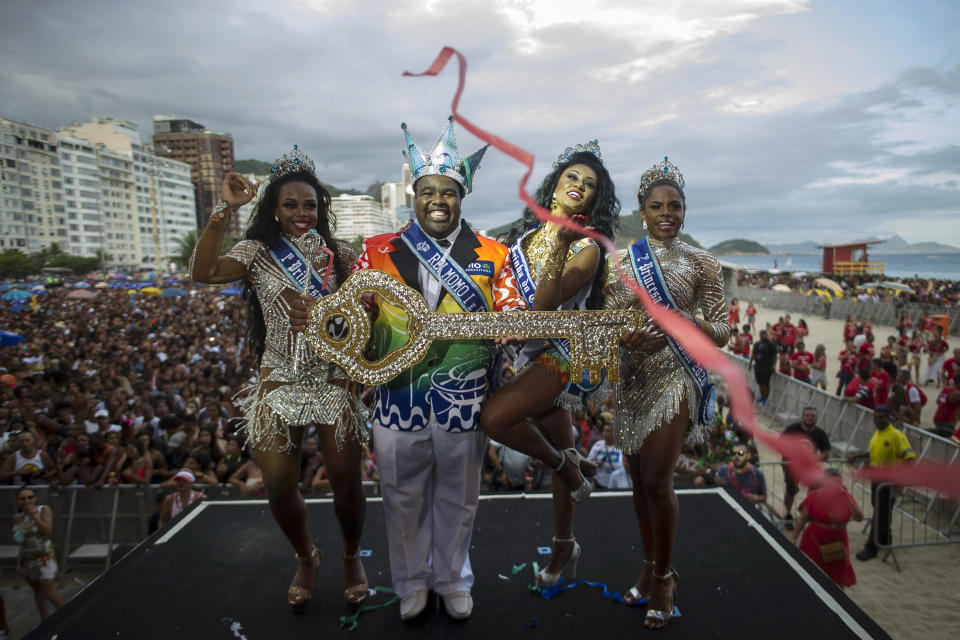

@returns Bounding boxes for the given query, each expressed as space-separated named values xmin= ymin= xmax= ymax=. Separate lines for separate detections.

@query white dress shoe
xmin=399 ymin=589 xmax=428 ymax=621
xmin=442 ymin=591 xmax=473 ymax=620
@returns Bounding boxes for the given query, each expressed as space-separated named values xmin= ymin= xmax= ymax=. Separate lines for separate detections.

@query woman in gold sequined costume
xmin=605 ymin=158 xmax=728 ymax=629
xmin=191 ymin=147 xmax=369 ymax=613
xmin=478 ymin=146 xmax=620 ymax=587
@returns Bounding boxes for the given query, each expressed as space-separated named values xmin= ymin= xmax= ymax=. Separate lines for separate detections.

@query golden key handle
xmin=304 ymin=270 xmax=641 ymax=385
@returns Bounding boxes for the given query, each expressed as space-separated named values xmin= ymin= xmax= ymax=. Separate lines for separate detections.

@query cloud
xmin=0 ymin=0 xmax=956 ymax=247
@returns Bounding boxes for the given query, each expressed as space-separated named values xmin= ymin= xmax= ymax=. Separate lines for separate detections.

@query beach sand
xmin=747 ymin=299 xmax=960 ymax=639
xmin=743 ymin=300 xmax=944 ymax=426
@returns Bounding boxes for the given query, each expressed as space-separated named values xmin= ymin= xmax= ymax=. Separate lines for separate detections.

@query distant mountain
xmin=762 ymin=233 xmax=959 ymax=255
xmin=708 ymin=239 xmax=769 ymax=255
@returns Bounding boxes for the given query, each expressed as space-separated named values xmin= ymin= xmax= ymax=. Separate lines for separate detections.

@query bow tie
xmin=436 ymin=239 xmax=451 ymax=248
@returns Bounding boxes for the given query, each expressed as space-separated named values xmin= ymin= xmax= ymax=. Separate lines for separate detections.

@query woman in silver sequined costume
xmin=191 ymin=149 xmax=369 ymax=613
xmin=478 ymin=147 xmax=620 ymax=587
xmin=604 ymin=159 xmax=728 ymax=629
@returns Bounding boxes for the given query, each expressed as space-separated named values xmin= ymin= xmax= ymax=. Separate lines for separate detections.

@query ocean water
xmin=716 ymin=253 xmax=960 ymax=280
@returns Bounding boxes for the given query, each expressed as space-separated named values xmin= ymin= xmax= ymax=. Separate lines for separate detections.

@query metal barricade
xmin=730 ymin=286 xmax=960 ymax=336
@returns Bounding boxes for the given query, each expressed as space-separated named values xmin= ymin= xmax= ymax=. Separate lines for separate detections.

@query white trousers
xmin=372 ymin=423 xmax=484 ymax=599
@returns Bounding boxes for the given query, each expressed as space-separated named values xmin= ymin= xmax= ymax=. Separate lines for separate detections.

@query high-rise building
xmin=330 ymin=194 xmax=394 ymax=242
xmin=152 ymin=115 xmax=235 ymax=230
xmin=59 ymin=117 xmax=196 ymax=271
xmin=0 ymin=116 xmax=65 ymax=252
xmin=58 ymin=135 xmax=102 ymax=258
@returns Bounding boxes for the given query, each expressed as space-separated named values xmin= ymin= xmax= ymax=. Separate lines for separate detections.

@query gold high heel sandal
xmin=288 ymin=547 xmax=322 ymax=612
xmin=342 ymin=550 xmax=369 ymax=608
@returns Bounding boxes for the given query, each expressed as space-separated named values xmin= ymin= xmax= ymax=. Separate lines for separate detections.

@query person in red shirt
xmin=843 ymin=316 xmax=859 ymax=342
xmin=797 ymin=318 xmax=809 ymax=340
xmin=836 ymin=339 xmax=858 ymax=396
xmin=857 ymin=333 xmax=876 ymax=369
xmin=737 ymin=324 xmax=752 ymax=357
xmin=869 ymin=359 xmax=890 ymax=410
xmin=859 ymin=319 xmax=872 ymax=336
xmin=939 ymin=348 xmax=960 ymax=388
xmin=746 ymin=302 xmax=757 ymax=331
xmin=924 ymin=330 xmax=949 ymax=386
xmin=728 ymin=298 xmax=740 ymax=329
xmin=770 ymin=318 xmax=784 ymax=346
xmin=778 ymin=345 xmax=792 ymax=376
xmin=844 ymin=367 xmax=876 ymax=410
xmin=789 ymin=342 xmax=815 ymax=385
xmin=932 ymin=373 xmax=960 ymax=438
xmin=728 ymin=327 xmax=743 ymax=355
xmin=779 ymin=314 xmax=797 ymax=354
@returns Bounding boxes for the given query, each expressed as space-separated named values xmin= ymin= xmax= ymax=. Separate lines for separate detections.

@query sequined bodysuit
xmin=604 ymin=237 xmax=728 ymax=453
xmin=225 ymin=237 xmax=367 ymax=452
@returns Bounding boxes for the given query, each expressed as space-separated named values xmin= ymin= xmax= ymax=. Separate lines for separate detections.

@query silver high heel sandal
xmin=553 ymin=448 xmax=592 ymax=503
xmin=623 ymin=559 xmax=655 ymax=605
xmin=536 ymin=536 xmax=581 ymax=588
xmin=644 ymin=567 xmax=679 ymax=629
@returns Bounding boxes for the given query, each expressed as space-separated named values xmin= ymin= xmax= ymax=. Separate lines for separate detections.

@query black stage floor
xmin=27 ymin=488 xmax=889 ymax=639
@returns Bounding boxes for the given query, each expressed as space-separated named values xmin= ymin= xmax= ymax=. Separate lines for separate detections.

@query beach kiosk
xmin=818 ymin=239 xmax=886 ymax=276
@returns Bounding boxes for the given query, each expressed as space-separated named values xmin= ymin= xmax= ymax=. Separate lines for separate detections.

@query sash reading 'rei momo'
xmin=628 ymin=237 xmax=716 ymax=426
xmin=509 ymin=228 xmax=598 ymax=389
xmin=268 ymin=234 xmax=331 ymax=299
xmin=401 ymin=222 xmax=489 ymax=313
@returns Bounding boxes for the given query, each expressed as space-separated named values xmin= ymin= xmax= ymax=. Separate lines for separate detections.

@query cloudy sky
xmin=2 ymin=0 xmax=958 ymax=248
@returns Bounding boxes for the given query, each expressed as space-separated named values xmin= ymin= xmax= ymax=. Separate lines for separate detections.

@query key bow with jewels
xmin=303 ymin=270 xmax=642 ymax=386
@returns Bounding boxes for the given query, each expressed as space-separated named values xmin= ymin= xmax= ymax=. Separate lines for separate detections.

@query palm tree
xmin=173 ymin=230 xmax=198 ymax=269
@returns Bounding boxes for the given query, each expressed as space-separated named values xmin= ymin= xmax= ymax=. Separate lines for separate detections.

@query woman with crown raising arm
xmin=477 ymin=143 xmax=620 ymax=587
xmin=191 ymin=148 xmax=370 ymax=613
xmin=604 ymin=158 xmax=728 ymax=629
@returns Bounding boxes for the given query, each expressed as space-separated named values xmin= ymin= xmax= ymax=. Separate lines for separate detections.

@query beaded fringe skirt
xmin=234 ymin=366 xmax=369 ymax=453
xmin=614 ymin=347 xmax=708 ymax=454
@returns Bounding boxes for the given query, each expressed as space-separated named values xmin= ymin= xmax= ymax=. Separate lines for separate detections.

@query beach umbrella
xmin=857 ymin=282 xmax=882 ymax=291
xmin=220 ymin=288 xmax=243 ymax=296
xmin=29 ymin=285 xmax=45 ymax=294
xmin=814 ymin=277 xmax=844 ymax=295
xmin=0 ymin=330 xmax=25 ymax=346
xmin=879 ymin=282 xmax=915 ymax=294
xmin=67 ymin=289 xmax=96 ymax=299
xmin=772 ymin=284 xmax=791 ymax=293
xmin=1 ymin=290 xmax=31 ymax=301
xmin=806 ymin=289 xmax=832 ymax=299
xmin=73 ymin=281 xmax=91 ymax=289
xmin=160 ymin=287 xmax=188 ymax=298
xmin=141 ymin=286 xmax=162 ymax=296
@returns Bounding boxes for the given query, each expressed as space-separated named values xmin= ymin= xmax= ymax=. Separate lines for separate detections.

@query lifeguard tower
xmin=818 ymin=239 xmax=886 ymax=276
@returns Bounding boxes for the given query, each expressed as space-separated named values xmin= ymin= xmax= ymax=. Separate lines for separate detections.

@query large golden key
xmin=303 ymin=270 xmax=641 ymax=386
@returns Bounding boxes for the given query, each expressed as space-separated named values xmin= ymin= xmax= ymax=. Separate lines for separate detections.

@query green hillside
xmin=708 ymin=238 xmax=769 ymax=255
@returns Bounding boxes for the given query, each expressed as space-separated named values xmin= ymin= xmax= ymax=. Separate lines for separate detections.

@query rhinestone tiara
xmin=270 ymin=144 xmax=317 ymax=181
xmin=638 ymin=156 xmax=685 ymax=201
xmin=552 ymin=139 xmax=602 ymax=169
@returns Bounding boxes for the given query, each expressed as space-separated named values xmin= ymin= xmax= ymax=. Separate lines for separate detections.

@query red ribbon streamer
xmin=403 ymin=47 xmax=960 ymax=502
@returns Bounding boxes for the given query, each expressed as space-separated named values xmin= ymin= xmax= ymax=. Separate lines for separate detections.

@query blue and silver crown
xmin=552 ymin=139 xmax=602 ymax=169
xmin=270 ymin=144 xmax=317 ymax=181
xmin=401 ymin=116 xmax=487 ymax=194
xmin=638 ymin=156 xmax=685 ymax=201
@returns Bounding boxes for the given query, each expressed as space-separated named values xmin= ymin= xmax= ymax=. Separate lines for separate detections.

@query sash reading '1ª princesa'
xmin=268 ymin=233 xmax=331 ymax=299
xmin=401 ymin=222 xmax=489 ymax=313
xmin=628 ymin=237 xmax=716 ymax=427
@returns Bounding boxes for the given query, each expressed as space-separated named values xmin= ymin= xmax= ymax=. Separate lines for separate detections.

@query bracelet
xmin=209 ymin=199 xmax=234 ymax=226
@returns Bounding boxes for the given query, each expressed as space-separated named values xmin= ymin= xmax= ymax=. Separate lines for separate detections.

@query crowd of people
xmin=736 ymin=270 xmax=960 ymax=308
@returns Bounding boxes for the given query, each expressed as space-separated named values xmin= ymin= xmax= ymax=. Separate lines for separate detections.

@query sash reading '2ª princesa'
xmin=628 ymin=237 xmax=716 ymax=427
xmin=401 ymin=222 xmax=489 ymax=313
xmin=268 ymin=233 xmax=331 ymax=299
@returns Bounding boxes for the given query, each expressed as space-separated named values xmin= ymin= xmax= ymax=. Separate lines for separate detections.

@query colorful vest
xmin=355 ymin=222 xmax=521 ymax=432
